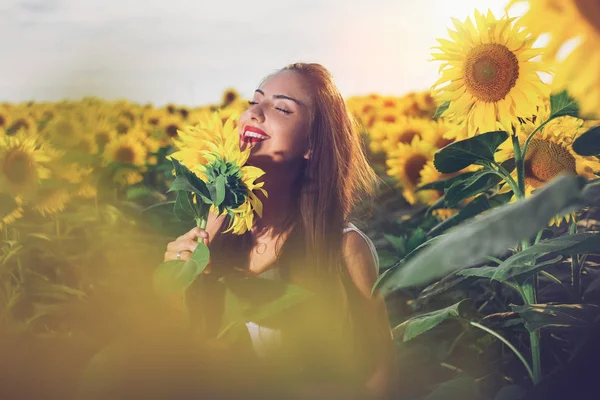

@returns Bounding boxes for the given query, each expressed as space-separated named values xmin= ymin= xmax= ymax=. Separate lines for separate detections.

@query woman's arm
xmin=342 ymin=231 xmax=398 ymax=399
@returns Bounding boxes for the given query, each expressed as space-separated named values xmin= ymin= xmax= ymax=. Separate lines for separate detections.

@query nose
xmin=248 ymin=102 xmax=265 ymax=123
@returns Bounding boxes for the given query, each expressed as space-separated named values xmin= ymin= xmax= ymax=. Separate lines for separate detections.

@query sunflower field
xmin=2 ymin=2 xmax=600 ymax=399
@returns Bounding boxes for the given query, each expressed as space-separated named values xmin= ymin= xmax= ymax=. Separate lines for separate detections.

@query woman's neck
xmin=251 ymin=163 xmax=303 ymax=237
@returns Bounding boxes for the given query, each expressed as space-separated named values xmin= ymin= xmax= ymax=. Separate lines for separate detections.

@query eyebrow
xmin=255 ymin=89 xmax=304 ymax=107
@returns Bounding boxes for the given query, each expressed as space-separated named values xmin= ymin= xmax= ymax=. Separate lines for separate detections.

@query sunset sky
xmin=1 ymin=0 xmax=519 ymax=106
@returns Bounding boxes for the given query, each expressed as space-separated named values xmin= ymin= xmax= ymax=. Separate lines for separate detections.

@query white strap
xmin=343 ymin=223 xmax=379 ymax=272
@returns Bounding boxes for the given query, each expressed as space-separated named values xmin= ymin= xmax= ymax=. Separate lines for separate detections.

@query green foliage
xmin=549 ymin=90 xmax=579 ymax=119
xmin=433 ymin=101 xmax=450 ymax=120
xmin=511 ymin=303 xmax=600 ymax=332
xmin=572 ymin=125 xmax=600 ymax=156
xmin=152 ymin=243 xmax=211 ymax=294
xmin=433 ymin=131 xmax=509 ymax=174
xmin=444 ymin=170 xmax=502 ymax=207
xmin=396 ymin=300 xmax=467 ymax=342
xmin=381 ymin=175 xmax=585 ymax=293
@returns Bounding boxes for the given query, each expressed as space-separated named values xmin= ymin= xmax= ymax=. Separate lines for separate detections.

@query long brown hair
xmin=190 ymin=62 xmax=380 ymax=380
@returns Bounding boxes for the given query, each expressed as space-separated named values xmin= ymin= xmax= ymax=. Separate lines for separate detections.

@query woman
xmin=164 ymin=63 xmax=397 ymax=398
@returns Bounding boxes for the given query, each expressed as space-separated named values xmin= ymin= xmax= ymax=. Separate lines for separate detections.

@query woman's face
xmin=238 ymin=70 xmax=314 ymax=166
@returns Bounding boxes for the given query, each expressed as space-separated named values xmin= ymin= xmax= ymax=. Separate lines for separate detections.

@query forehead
xmin=259 ymin=70 xmax=313 ymax=109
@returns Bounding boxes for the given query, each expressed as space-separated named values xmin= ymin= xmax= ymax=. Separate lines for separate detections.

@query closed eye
xmin=248 ymin=100 xmax=292 ymax=115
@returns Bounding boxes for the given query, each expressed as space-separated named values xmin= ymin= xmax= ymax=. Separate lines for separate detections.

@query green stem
xmin=511 ymin=134 xmax=526 ymax=201
xmin=569 ymin=216 xmax=581 ymax=298
xmin=469 ymin=321 xmax=535 ymax=384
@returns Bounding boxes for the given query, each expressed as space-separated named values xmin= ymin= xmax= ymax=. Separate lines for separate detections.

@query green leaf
xmin=220 ymin=276 xmax=314 ymax=326
xmin=173 ymin=191 xmax=198 ymax=221
xmin=126 ymin=186 xmax=164 ymax=201
xmin=433 ymin=101 xmax=450 ymax=120
xmin=492 ymin=254 xmax=564 ymax=282
xmin=434 ymin=131 xmax=509 ymax=173
xmin=416 ymin=171 xmax=477 ymax=192
xmin=511 ymin=303 xmax=600 ymax=332
xmin=550 ymin=90 xmax=579 ymax=119
xmin=572 ymin=125 xmax=600 ymax=156
xmin=429 ymin=192 xmax=513 ymax=236
xmin=394 ymin=300 xmax=467 ymax=342
xmin=581 ymin=178 xmax=600 ymax=205
xmin=445 ymin=169 xmax=502 ymax=207
xmin=381 ymin=175 xmax=586 ymax=293
xmin=457 ymin=266 xmax=497 ymax=279
xmin=383 ymin=234 xmax=406 ymax=253
xmin=213 ymin=175 xmax=226 ymax=208
xmin=152 ymin=242 xmax=210 ymax=294
xmin=493 ymin=233 xmax=600 ymax=281
xmin=406 ymin=228 xmax=427 ymax=254
xmin=168 ymin=158 xmax=212 ymax=203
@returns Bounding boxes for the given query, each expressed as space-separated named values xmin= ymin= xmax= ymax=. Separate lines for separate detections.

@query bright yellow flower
xmin=509 ymin=0 xmax=600 ymax=118
xmin=432 ymin=9 xmax=549 ymax=139
xmin=386 ymin=138 xmax=437 ymax=205
xmin=0 ymin=132 xmax=52 ymax=198
xmin=0 ymin=196 xmax=24 ymax=230
xmin=380 ymin=117 xmax=437 ymax=154
xmin=103 ymin=134 xmax=148 ymax=167
xmin=169 ymin=111 xmax=267 ymax=235
xmin=32 ymin=187 xmax=72 ymax=216
xmin=497 ymin=109 xmax=600 ymax=225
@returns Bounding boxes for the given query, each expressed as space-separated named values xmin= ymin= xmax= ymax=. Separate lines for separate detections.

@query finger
xmin=181 ymin=227 xmax=204 ymax=240
xmin=180 ymin=238 xmax=198 ymax=253
xmin=164 ymin=250 xmax=192 ymax=262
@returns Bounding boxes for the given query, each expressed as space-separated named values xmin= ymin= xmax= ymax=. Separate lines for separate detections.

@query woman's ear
xmin=303 ymin=148 xmax=311 ymax=160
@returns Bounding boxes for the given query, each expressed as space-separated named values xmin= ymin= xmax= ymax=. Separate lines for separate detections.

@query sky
xmin=1 ymin=0 xmax=517 ymax=106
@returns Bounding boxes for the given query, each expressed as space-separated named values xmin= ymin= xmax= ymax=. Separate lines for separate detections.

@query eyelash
xmin=247 ymin=100 xmax=292 ymax=115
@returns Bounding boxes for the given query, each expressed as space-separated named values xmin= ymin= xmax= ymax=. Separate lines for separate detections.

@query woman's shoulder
xmin=342 ymin=222 xmax=379 ymax=274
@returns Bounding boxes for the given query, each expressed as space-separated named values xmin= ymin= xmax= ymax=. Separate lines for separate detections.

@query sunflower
xmin=386 ymin=138 xmax=437 ymax=204
xmin=89 ymin=118 xmax=118 ymax=152
xmin=75 ymin=183 xmax=98 ymax=199
xmin=423 ymin=119 xmax=459 ymax=149
xmin=103 ymin=134 xmax=148 ymax=167
xmin=418 ymin=161 xmax=459 ymax=220
xmin=0 ymin=133 xmax=52 ymax=198
xmin=168 ymin=111 xmax=267 ymax=235
xmin=0 ymin=106 xmax=12 ymax=131
xmin=4 ymin=113 xmax=38 ymax=137
xmin=161 ymin=114 xmax=184 ymax=139
xmin=496 ymin=112 xmax=600 ymax=225
xmin=32 ymin=187 xmax=72 ymax=216
xmin=43 ymin=114 xmax=84 ymax=149
xmin=0 ymin=195 xmax=24 ymax=230
xmin=509 ymin=0 xmax=600 ymax=117
xmin=221 ymin=88 xmax=240 ymax=108
xmin=381 ymin=117 xmax=438 ymax=154
xmin=432 ymin=10 xmax=549 ymax=139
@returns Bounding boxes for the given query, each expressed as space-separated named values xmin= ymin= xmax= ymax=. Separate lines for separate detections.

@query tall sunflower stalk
xmin=426 ymin=9 xmax=600 ymax=385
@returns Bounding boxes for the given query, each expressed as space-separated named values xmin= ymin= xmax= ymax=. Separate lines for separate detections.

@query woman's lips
xmin=241 ymin=125 xmax=270 ymax=144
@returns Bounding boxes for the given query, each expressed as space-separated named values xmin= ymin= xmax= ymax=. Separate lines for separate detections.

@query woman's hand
xmin=164 ymin=227 xmax=210 ymax=262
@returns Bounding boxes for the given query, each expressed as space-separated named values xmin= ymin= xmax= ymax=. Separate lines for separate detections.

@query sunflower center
xmin=4 ymin=149 xmax=34 ymax=185
xmin=382 ymin=114 xmax=397 ymax=123
xmin=116 ymin=122 xmax=129 ymax=135
xmin=115 ymin=147 xmax=136 ymax=164
xmin=464 ymin=43 xmax=519 ymax=103
xmin=398 ymin=129 xmax=419 ymax=144
xmin=166 ymin=124 xmax=179 ymax=138
xmin=524 ymin=139 xmax=577 ymax=188
xmin=436 ymin=137 xmax=454 ymax=149
xmin=7 ymin=119 xmax=29 ymax=136
xmin=0 ymin=115 xmax=6 ymax=127
xmin=404 ymin=154 xmax=428 ymax=187
xmin=574 ymin=0 xmax=600 ymax=34
xmin=96 ymin=131 xmax=110 ymax=148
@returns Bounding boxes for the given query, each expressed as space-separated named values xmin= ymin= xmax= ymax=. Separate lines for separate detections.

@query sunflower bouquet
xmin=153 ymin=111 xmax=266 ymax=295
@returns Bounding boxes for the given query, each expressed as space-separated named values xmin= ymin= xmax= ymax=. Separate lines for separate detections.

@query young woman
xmin=164 ymin=63 xmax=397 ymax=398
